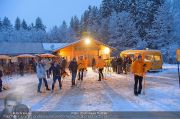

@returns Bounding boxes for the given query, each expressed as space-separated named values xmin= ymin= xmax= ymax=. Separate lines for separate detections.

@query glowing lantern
xmin=85 ymin=38 xmax=91 ymax=45
xmin=104 ymin=47 xmax=110 ymax=54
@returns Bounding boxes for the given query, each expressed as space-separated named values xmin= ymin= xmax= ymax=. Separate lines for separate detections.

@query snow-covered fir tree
xmin=87 ymin=6 xmax=100 ymax=39
xmin=59 ymin=21 xmax=68 ymax=42
xmin=21 ymin=19 xmax=28 ymax=30
xmin=145 ymin=1 xmax=173 ymax=49
xmin=108 ymin=11 xmax=141 ymax=50
xmin=70 ymin=16 xmax=80 ymax=38
xmin=0 ymin=18 xmax=3 ymax=31
xmin=35 ymin=17 xmax=46 ymax=31
xmin=2 ymin=17 xmax=12 ymax=31
xmin=15 ymin=17 xmax=21 ymax=30
xmin=100 ymin=0 xmax=113 ymax=18
xmin=48 ymin=26 xmax=61 ymax=42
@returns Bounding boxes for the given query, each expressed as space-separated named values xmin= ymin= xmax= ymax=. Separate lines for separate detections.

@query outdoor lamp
xmin=104 ymin=47 xmax=110 ymax=54
xmin=85 ymin=38 xmax=91 ymax=45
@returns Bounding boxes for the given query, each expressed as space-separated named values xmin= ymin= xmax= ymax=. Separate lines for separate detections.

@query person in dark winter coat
xmin=51 ymin=60 xmax=62 ymax=92
xmin=92 ymin=57 xmax=96 ymax=70
xmin=111 ymin=58 xmax=117 ymax=72
xmin=69 ymin=58 xmax=78 ymax=86
xmin=60 ymin=57 xmax=67 ymax=72
xmin=19 ymin=61 xmax=24 ymax=76
xmin=125 ymin=56 xmax=132 ymax=73
xmin=116 ymin=56 xmax=123 ymax=74
xmin=0 ymin=66 xmax=3 ymax=92
xmin=36 ymin=59 xmax=50 ymax=93
xmin=30 ymin=58 xmax=36 ymax=73
xmin=123 ymin=57 xmax=128 ymax=74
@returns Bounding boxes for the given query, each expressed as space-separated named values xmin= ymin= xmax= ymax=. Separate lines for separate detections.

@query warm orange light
xmin=104 ymin=47 xmax=110 ymax=54
xmin=85 ymin=38 xmax=91 ymax=45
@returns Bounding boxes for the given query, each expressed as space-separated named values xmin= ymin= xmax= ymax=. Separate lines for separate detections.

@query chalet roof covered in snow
xmin=0 ymin=40 xmax=115 ymax=55
xmin=0 ymin=43 xmax=45 ymax=55
xmin=42 ymin=43 xmax=69 ymax=52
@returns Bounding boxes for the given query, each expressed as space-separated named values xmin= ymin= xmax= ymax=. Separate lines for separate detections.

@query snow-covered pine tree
xmin=1 ymin=17 xmax=13 ymax=42
xmin=48 ymin=25 xmax=61 ymax=42
xmin=145 ymin=1 xmax=173 ymax=49
xmin=112 ymin=0 xmax=131 ymax=13
xmin=15 ymin=17 xmax=21 ymax=30
xmin=0 ymin=18 xmax=3 ymax=31
xmin=134 ymin=0 xmax=163 ymax=39
xmin=59 ymin=21 xmax=68 ymax=42
xmin=100 ymin=0 xmax=113 ymax=18
xmin=87 ymin=6 xmax=100 ymax=39
xmin=67 ymin=27 xmax=78 ymax=42
xmin=35 ymin=17 xmax=46 ymax=31
xmin=108 ymin=11 xmax=141 ymax=51
xmin=171 ymin=0 xmax=180 ymax=46
xmin=98 ymin=0 xmax=114 ymax=42
xmin=2 ymin=17 xmax=12 ymax=31
xmin=70 ymin=16 xmax=80 ymax=38
xmin=21 ymin=19 xmax=28 ymax=30
xmin=80 ymin=10 xmax=90 ymax=35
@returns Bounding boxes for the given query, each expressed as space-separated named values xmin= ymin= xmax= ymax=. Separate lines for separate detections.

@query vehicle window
xmin=154 ymin=55 xmax=161 ymax=61
xmin=145 ymin=55 xmax=154 ymax=62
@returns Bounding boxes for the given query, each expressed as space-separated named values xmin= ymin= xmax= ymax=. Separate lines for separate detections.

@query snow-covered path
xmin=0 ymin=64 xmax=180 ymax=111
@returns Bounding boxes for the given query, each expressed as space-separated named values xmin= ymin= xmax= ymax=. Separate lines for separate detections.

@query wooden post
xmin=71 ymin=47 xmax=74 ymax=60
xmin=178 ymin=61 xmax=180 ymax=88
xmin=176 ymin=49 xmax=180 ymax=88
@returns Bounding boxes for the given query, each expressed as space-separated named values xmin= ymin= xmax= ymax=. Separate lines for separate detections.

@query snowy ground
xmin=0 ymin=64 xmax=180 ymax=111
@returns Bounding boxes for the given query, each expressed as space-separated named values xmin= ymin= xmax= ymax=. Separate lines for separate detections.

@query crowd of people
xmin=111 ymin=56 xmax=132 ymax=74
xmin=0 ymin=54 xmax=148 ymax=96
xmin=35 ymin=56 xmax=107 ymax=93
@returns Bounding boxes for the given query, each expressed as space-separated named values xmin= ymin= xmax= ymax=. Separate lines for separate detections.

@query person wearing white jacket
xmin=36 ymin=59 xmax=50 ymax=93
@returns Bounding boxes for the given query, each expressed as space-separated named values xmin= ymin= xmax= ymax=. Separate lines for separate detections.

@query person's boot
xmin=0 ymin=85 xmax=2 ymax=92
xmin=134 ymin=92 xmax=138 ymax=96
xmin=138 ymin=90 xmax=141 ymax=95
xmin=134 ymin=90 xmax=138 ymax=96
xmin=37 ymin=90 xmax=42 ymax=93
xmin=46 ymin=88 xmax=51 ymax=91
xmin=102 ymin=75 xmax=104 ymax=80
